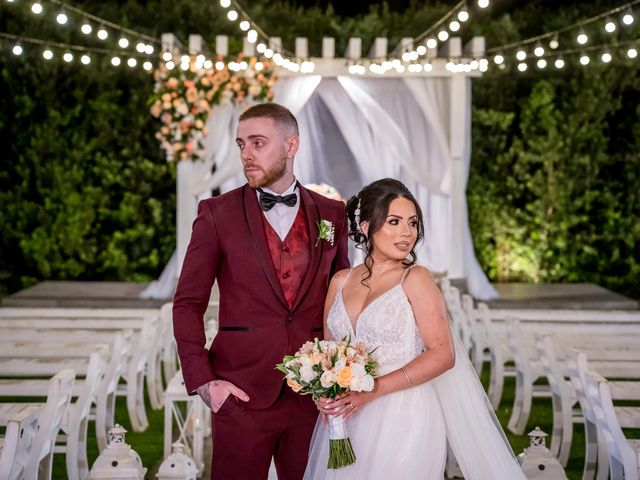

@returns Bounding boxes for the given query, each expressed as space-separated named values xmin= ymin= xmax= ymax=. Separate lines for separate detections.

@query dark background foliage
xmin=0 ymin=0 xmax=638 ymax=298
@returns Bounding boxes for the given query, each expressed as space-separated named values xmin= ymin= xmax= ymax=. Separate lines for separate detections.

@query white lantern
xmin=156 ymin=442 xmax=198 ymax=480
xmin=517 ymin=427 xmax=567 ymax=479
xmin=89 ymin=424 xmax=147 ymax=479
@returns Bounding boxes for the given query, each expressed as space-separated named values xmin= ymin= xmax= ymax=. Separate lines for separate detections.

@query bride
xmin=304 ymin=178 xmax=526 ymax=479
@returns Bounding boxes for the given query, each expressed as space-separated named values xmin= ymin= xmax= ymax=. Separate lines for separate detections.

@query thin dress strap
xmin=340 ymin=268 xmax=354 ymax=291
xmin=400 ymin=264 xmax=417 ymax=285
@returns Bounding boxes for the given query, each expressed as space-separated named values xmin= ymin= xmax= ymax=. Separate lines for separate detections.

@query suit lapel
xmin=292 ymin=186 xmax=324 ymax=312
xmin=242 ymin=185 xmax=288 ymax=309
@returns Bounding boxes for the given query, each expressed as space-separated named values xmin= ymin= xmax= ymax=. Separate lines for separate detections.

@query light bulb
xmin=162 ymin=51 xmax=172 ymax=62
xmin=622 ymin=8 xmax=634 ymax=25
xmin=239 ymin=20 xmax=250 ymax=31
xmin=227 ymin=10 xmax=238 ymax=21
xmin=81 ymin=23 xmax=92 ymax=34
xmin=402 ymin=51 xmax=411 ymax=62
xmin=127 ymin=58 xmax=137 ymax=67
xmin=577 ymin=29 xmax=588 ymax=45
xmin=215 ymin=61 xmax=225 ymax=70
xmin=604 ymin=18 xmax=616 ymax=32
xmin=181 ymin=54 xmax=190 ymax=63
xmin=12 ymin=44 xmax=22 ymax=55
xmin=549 ymin=35 xmax=559 ymax=50
xmin=423 ymin=62 xmax=433 ymax=72
xmin=536 ymin=59 xmax=547 ymax=69
xmin=145 ymin=45 xmax=154 ymax=55
xmin=118 ymin=37 xmax=129 ymax=49
xmin=516 ymin=50 xmax=526 ymax=61
xmin=627 ymin=48 xmax=638 ymax=59
xmin=165 ymin=61 xmax=175 ymax=70
xmin=534 ymin=43 xmax=544 ymax=57
xmin=493 ymin=54 xmax=504 ymax=64
xmin=63 ymin=52 xmax=73 ymax=62
xmin=580 ymin=54 xmax=590 ymax=65
xmin=111 ymin=56 xmax=121 ymax=66
xmin=426 ymin=38 xmax=437 ymax=49
xmin=264 ymin=48 xmax=273 ymax=58
xmin=478 ymin=0 xmax=489 ymax=8
xmin=416 ymin=45 xmax=426 ymax=55
xmin=143 ymin=61 xmax=153 ymax=71
xmin=554 ymin=57 xmax=565 ymax=69
xmin=56 ymin=12 xmax=68 ymax=24
xmin=97 ymin=29 xmax=108 ymax=40
xmin=220 ymin=0 xmax=231 ymax=7
xmin=517 ymin=62 xmax=527 ymax=72
xmin=257 ymin=43 xmax=266 ymax=53
xmin=449 ymin=20 xmax=460 ymax=32
xmin=42 ymin=49 xmax=53 ymax=60
xmin=81 ymin=54 xmax=90 ymax=65
xmin=437 ymin=30 xmax=449 ymax=42
xmin=458 ymin=9 xmax=469 ymax=22
xmin=601 ymin=52 xmax=612 ymax=63
xmin=247 ymin=29 xmax=257 ymax=44
xmin=31 ymin=2 xmax=42 ymax=14
xmin=203 ymin=60 xmax=213 ymax=70
xmin=136 ymin=42 xmax=146 ymax=53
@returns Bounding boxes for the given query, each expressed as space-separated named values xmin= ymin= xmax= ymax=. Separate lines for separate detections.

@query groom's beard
xmin=244 ymin=154 xmax=287 ymax=189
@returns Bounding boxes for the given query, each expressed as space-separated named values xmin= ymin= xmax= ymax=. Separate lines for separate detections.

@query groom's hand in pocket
xmin=196 ymin=380 xmax=250 ymax=413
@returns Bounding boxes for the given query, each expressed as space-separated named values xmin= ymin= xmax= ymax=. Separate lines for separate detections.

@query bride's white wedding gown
xmin=304 ymin=268 xmax=526 ymax=480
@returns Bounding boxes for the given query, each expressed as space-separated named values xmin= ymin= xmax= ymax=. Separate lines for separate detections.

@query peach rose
xmin=336 ymin=366 xmax=353 ymax=388
xmin=287 ymin=378 xmax=303 ymax=393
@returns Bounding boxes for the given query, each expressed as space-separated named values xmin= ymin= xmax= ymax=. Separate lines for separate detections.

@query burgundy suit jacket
xmin=173 ymin=184 xmax=350 ymax=409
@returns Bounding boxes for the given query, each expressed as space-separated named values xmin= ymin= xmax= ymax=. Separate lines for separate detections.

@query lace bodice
xmin=327 ymin=280 xmax=425 ymax=375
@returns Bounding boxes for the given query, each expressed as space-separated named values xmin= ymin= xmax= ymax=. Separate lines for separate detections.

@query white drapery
xmin=140 ymin=75 xmax=498 ymax=300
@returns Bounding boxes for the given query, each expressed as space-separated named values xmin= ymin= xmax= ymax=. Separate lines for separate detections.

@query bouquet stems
xmin=327 ymin=414 xmax=356 ymax=469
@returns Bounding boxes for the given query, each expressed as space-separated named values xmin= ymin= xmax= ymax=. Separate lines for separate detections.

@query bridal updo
xmin=345 ymin=178 xmax=424 ymax=283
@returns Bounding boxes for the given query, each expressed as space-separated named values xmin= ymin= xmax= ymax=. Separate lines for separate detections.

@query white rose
xmin=334 ymin=357 xmax=346 ymax=370
xmin=349 ymin=363 xmax=366 ymax=378
xmin=359 ymin=374 xmax=375 ymax=392
xmin=300 ymin=365 xmax=316 ymax=383
xmin=320 ymin=370 xmax=336 ymax=388
xmin=349 ymin=376 xmax=363 ymax=392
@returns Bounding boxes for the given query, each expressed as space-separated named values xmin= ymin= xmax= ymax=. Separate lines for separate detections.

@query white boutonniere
xmin=316 ymin=219 xmax=335 ymax=246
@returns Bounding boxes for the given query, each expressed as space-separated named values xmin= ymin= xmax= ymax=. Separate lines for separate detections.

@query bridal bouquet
xmin=276 ymin=337 xmax=377 ymax=469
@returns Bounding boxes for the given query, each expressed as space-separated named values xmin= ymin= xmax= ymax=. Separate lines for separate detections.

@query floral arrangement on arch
xmin=150 ymin=55 xmax=277 ymax=162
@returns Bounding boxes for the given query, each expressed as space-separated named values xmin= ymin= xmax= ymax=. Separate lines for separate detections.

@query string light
xmin=56 ymin=11 xmax=68 ymax=25
xmin=127 ymin=57 xmax=137 ymax=67
xmin=577 ymin=29 xmax=588 ymax=45
xmin=143 ymin=61 xmax=153 ymax=71
xmin=118 ymin=37 xmax=129 ymax=48
xmin=536 ymin=58 xmax=547 ymax=68
xmin=63 ymin=51 xmax=73 ymax=62
xmin=601 ymin=51 xmax=612 ymax=62
xmin=517 ymin=62 xmax=527 ymax=71
xmin=97 ymin=28 xmax=108 ymax=40
xmin=31 ymin=2 xmax=43 ymax=14
xmin=111 ymin=56 xmax=121 ymax=66
xmin=554 ymin=57 xmax=565 ymax=69
xmin=136 ymin=42 xmax=146 ymax=53
xmin=81 ymin=23 xmax=92 ymax=34
xmin=12 ymin=43 xmax=23 ymax=55
xmin=227 ymin=10 xmax=238 ymax=21
xmin=549 ymin=34 xmax=559 ymax=50
xmin=247 ymin=29 xmax=257 ymax=43
xmin=239 ymin=20 xmax=250 ymax=31
xmin=622 ymin=7 xmax=634 ymax=25
xmin=416 ymin=45 xmax=426 ymax=55
xmin=458 ymin=9 xmax=469 ymax=22
xmin=449 ymin=20 xmax=460 ymax=32
xmin=162 ymin=51 xmax=172 ymax=62
xmin=81 ymin=54 xmax=90 ymax=64
xmin=493 ymin=53 xmax=504 ymax=64
xmin=579 ymin=53 xmax=590 ymax=65
xmin=534 ymin=43 xmax=545 ymax=57
xmin=604 ymin=17 xmax=616 ymax=32
xmin=426 ymin=38 xmax=437 ymax=49
xmin=437 ymin=30 xmax=449 ymax=41
xmin=628 ymin=47 xmax=638 ymax=58
xmin=478 ymin=0 xmax=489 ymax=8
xmin=165 ymin=60 xmax=175 ymax=70
xmin=516 ymin=50 xmax=526 ymax=61
xmin=215 ymin=60 xmax=225 ymax=70
xmin=42 ymin=48 xmax=53 ymax=60
xmin=220 ymin=0 xmax=231 ymax=7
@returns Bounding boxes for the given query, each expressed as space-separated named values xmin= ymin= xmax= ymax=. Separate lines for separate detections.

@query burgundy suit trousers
xmin=210 ymin=387 xmax=318 ymax=480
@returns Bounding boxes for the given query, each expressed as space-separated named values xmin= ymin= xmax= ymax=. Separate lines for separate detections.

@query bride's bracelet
xmin=400 ymin=366 xmax=414 ymax=388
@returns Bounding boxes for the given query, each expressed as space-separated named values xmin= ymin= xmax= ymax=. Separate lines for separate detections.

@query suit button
xmin=287 ymin=315 xmax=293 ymax=323
xmin=282 ymin=271 xmax=290 ymax=279
xmin=282 ymin=246 xmax=289 ymax=253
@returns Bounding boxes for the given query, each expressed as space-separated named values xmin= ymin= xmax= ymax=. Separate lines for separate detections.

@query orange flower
xmin=287 ymin=378 xmax=303 ymax=392
xmin=336 ymin=366 xmax=353 ymax=388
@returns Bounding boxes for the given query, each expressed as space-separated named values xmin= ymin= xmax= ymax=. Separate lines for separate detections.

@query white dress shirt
xmin=256 ymin=179 xmax=300 ymax=241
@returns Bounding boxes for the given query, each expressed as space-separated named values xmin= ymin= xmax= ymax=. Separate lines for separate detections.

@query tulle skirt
xmin=304 ymin=381 xmax=447 ymax=480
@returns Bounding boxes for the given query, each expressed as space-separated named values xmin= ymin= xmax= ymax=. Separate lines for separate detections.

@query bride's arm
xmin=332 ymin=266 xmax=454 ymax=418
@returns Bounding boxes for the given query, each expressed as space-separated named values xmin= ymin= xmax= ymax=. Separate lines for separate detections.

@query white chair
xmin=506 ymin=318 xmax=550 ymax=434
xmin=25 ymin=369 xmax=75 ymax=480
xmin=583 ymin=368 xmax=640 ymax=480
xmin=0 ymin=405 xmax=40 ymax=479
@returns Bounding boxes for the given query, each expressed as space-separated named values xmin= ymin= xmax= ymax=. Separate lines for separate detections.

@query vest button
xmin=282 ymin=271 xmax=290 ymax=279
xmin=287 ymin=315 xmax=293 ymax=323
xmin=282 ymin=246 xmax=289 ymax=253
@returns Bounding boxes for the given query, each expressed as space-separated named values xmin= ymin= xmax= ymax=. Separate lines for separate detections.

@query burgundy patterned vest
xmin=262 ymin=206 xmax=310 ymax=308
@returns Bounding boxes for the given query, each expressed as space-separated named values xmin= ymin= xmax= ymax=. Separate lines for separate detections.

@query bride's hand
xmin=332 ymin=391 xmax=376 ymax=420
xmin=315 ymin=396 xmax=352 ymax=419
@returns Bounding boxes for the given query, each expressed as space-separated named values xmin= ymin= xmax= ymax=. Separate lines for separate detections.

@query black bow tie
xmin=259 ymin=189 xmax=297 ymax=211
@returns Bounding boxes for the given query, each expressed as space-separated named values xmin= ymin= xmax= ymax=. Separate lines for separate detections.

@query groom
xmin=173 ymin=103 xmax=350 ymax=479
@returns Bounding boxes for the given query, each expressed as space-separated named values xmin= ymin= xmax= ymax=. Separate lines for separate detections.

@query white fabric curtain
xmin=141 ymin=75 xmax=498 ymax=300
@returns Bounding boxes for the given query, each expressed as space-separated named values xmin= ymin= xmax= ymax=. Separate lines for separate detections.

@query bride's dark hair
xmin=345 ymin=178 xmax=424 ymax=285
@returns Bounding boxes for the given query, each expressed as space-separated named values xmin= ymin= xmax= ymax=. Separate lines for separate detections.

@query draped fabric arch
xmin=140 ymin=75 xmax=498 ymax=300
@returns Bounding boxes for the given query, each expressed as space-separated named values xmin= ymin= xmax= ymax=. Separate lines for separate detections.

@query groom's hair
xmin=239 ymin=103 xmax=299 ymax=137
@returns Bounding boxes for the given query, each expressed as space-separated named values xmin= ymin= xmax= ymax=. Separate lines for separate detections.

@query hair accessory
xmin=354 ymin=197 xmax=362 ymax=233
